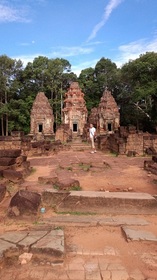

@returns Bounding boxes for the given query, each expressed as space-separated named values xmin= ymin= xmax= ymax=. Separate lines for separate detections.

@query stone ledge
xmin=47 ymin=191 xmax=157 ymax=214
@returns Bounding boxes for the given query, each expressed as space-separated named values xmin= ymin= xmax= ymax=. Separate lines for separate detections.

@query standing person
xmin=89 ymin=123 xmax=96 ymax=153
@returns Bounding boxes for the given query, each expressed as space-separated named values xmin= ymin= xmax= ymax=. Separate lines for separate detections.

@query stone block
xmin=57 ymin=191 xmax=157 ymax=214
xmin=57 ymin=178 xmax=80 ymax=190
xmin=3 ymin=169 xmax=23 ymax=183
xmin=9 ymin=190 xmax=41 ymax=215
xmin=38 ymin=176 xmax=58 ymax=185
xmin=0 ymin=157 xmax=16 ymax=166
xmin=18 ymin=231 xmax=47 ymax=247
xmin=0 ymin=231 xmax=28 ymax=244
xmin=0 ymin=149 xmax=21 ymax=158
xmin=42 ymin=189 xmax=70 ymax=206
xmin=122 ymin=226 xmax=157 ymax=242
xmin=31 ymin=229 xmax=64 ymax=257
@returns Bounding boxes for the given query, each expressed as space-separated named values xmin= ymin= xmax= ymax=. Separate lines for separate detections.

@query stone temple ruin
xmin=62 ymin=82 xmax=88 ymax=137
xmin=88 ymin=88 xmax=120 ymax=135
xmin=97 ymin=88 xmax=120 ymax=134
xmin=0 ymin=83 xmax=157 ymax=157
xmin=29 ymin=92 xmax=54 ymax=140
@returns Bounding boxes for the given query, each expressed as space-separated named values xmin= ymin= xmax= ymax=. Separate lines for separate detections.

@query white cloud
xmin=0 ymin=3 xmax=30 ymax=23
xmin=19 ymin=40 xmax=35 ymax=46
xmin=114 ymin=37 xmax=157 ymax=67
xmin=50 ymin=46 xmax=93 ymax=58
xmin=71 ymin=59 xmax=98 ymax=76
xmin=13 ymin=54 xmax=40 ymax=66
xmin=87 ymin=0 xmax=124 ymax=42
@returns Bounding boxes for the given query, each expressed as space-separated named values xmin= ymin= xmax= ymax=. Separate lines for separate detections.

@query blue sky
xmin=0 ymin=0 xmax=157 ymax=75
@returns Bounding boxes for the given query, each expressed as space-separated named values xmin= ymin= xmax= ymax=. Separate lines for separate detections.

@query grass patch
xmin=78 ymin=162 xmax=92 ymax=171
xmin=53 ymin=184 xmax=60 ymax=190
xmin=30 ymin=167 xmax=36 ymax=174
xmin=110 ymin=152 xmax=118 ymax=157
xmin=53 ymin=184 xmax=81 ymax=191
xmin=54 ymin=226 xmax=63 ymax=230
xmin=70 ymin=185 xmax=82 ymax=191
xmin=66 ymin=166 xmax=73 ymax=171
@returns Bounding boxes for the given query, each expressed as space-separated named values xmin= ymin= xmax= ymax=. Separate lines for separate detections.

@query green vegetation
xmin=53 ymin=184 xmax=81 ymax=191
xmin=78 ymin=162 xmax=92 ymax=171
xmin=66 ymin=166 xmax=73 ymax=171
xmin=53 ymin=184 xmax=60 ymax=190
xmin=70 ymin=185 xmax=82 ymax=191
xmin=0 ymin=52 xmax=157 ymax=135
xmin=30 ymin=167 xmax=36 ymax=174
xmin=54 ymin=226 xmax=63 ymax=230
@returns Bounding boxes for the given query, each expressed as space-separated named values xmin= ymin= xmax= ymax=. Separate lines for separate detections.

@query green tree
xmin=79 ymin=67 xmax=99 ymax=112
xmin=119 ymin=52 xmax=157 ymax=131
xmin=0 ymin=55 xmax=23 ymax=135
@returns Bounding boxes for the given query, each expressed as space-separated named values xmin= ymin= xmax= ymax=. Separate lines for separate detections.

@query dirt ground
xmin=1 ymin=149 xmax=157 ymax=279
xmin=26 ymin=150 xmax=157 ymax=194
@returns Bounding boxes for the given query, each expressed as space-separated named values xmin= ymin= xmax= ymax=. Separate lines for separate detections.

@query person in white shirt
xmin=89 ymin=123 xmax=96 ymax=153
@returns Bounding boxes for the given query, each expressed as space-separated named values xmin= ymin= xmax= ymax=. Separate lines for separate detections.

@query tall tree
xmin=119 ymin=52 xmax=157 ymax=131
xmin=0 ymin=55 xmax=23 ymax=135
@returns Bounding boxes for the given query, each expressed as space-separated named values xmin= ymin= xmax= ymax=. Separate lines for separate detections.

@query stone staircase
xmin=70 ymin=136 xmax=91 ymax=151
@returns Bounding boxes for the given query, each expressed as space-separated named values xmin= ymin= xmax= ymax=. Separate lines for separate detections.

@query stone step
xmin=43 ymin=190 xmax=157 ymax=215
xmin=70 ymin=143 xmax=91 ymax=151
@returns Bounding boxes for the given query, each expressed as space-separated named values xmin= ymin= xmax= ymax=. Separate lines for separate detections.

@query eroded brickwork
xmin=30 ymin=92 xmax=54 ymax=136
xmin=62 ymin=82 xmax=88 ymax=136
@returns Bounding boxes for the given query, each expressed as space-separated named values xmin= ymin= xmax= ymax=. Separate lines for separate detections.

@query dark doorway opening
xmin=73 ymin=123 xmax=77 ymax=132
xmin=107 ymin=123 xmax=112 ymax=131
xmin=39 ymin=124 xmax=43 ymax=133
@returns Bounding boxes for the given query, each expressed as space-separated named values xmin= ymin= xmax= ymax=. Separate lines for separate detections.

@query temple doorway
xmin=107 ymin=123 xmax=112 ymax=132
xmin=38 ymin=124 xmax=43 ymax=133
xmin=73 ymin=123 xmax=78 ymax=132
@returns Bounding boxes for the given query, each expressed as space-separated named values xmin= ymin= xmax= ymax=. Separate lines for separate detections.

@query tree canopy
xmin=0 ymin=52 xmax=157 ymax=135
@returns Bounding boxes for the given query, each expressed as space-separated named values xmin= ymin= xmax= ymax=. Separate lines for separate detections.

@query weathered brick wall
xmin=143 ymin=135 xmax=157 ymax=152
xmin=125 ymin=133 xmax=144 ymax=155
xmin=0 ymin=137 xmax=22 ymax=150
xmin=98 ymin=131 xmax=157 ymax=155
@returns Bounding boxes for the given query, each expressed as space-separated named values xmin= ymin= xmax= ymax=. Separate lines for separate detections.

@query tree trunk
xmin=1 ymin=116 xmax=4 ymax=136
xmin=5 ymin=89 xmax=8 ymax=136
xmin=6 ymin=114 xmax=8 ymax=136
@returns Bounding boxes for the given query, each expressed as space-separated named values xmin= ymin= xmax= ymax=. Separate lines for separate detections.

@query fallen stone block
xmin=144 ymin=160 xmax=157 ymax=175
xmin=38 ymin=176 xmax=58 ymax=185
xmin=0 ymin=158 xmax=16 ymax=166
xmin=9 ymin=190 xmax=41 ymax=215
xmin=15 ymin=155 xmax=27 ymax=166
xmin=122 ymin=226 xmax=157 ymax=242
xmin=19 ymin=252 xmax=33 ymax=265
xmin=3 ymin=169 xmax=23 ymax=183
xmin=56 ymin=178 xmax=80 ymax=190
xmin=0 ymin=149 xmax=21 ymax=158
xmin=0 ymin=184 xmax=6 ymax=203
